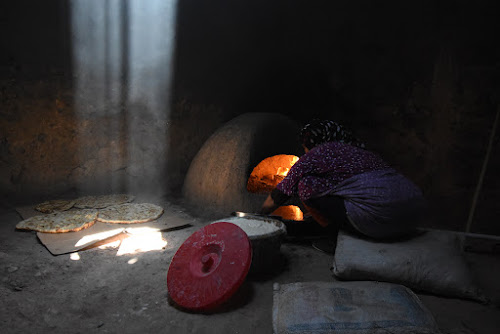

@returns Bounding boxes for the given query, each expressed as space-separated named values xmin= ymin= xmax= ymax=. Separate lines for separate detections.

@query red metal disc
xmin=167 ymin=222 xmax=252 ymax=311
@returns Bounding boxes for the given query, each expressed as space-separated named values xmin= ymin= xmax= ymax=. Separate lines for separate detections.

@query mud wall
xmin=170 ymin=0 xmax=500 ymax=234
xmin=1 ymin=0 xmax=499 ymax=234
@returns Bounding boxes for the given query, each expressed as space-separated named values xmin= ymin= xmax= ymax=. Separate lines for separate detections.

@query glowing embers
xmin=247 ymin=155 xmax=299 ymax=193
xmin=272 ymin=205 xmax=303 ymax=221
xmin=247 ymin=154 xmax=304 ymax=221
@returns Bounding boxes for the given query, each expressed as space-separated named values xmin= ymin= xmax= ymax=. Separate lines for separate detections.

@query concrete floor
xmin=1 ymin=198 xmax=499 ymax=334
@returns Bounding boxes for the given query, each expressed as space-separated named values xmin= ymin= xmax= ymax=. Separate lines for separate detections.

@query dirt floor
xmin=1 ymin=197 xmax=500 ymax=334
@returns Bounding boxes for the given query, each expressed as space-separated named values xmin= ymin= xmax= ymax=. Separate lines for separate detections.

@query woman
xmin=261 ymin=119 xmax=427 ymax=240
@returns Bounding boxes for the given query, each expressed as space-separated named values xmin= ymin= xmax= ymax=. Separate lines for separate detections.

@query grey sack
xmin=272 ymin=281 xmax=441 ymax=334
xmin=332 ymin=230 xmax=486 ymax=302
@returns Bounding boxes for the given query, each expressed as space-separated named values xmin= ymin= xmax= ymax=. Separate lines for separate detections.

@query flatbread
xmin=34 ymin=199 xmax=76 ymax=213
xmin=96 ymin=203 xmax=164 ymax=224
xmin=16 ymin=209 xmax=98 ymax=233
xmin=74 ymin=194 xmax=135 ymax=209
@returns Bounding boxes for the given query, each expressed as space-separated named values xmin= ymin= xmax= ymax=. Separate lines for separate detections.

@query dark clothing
xmin=276 ymin=142 xmax=390 ymax=201
xmin=325 ymin=168 xmax=426 ymax=238
xmin=276 ymin=142 xmax=389 ymax=201
xmin=272 ymin=142 xmax=426 ymax=239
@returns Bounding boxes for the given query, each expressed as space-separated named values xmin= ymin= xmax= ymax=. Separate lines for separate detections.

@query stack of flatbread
xmin=73 ymin=194 xmax=135 ymax=209
xmin=16 ymin=194 xmax=164 ymax=233
xmin=16 ymin=209 xmax=99 ymax=233
xmin=97 ymin=203 xmax=164 ymax=224
xmin=35 ymin=199 xmax=76 ymax=214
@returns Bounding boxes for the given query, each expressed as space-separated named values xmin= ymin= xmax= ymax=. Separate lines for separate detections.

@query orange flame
xmin=276 ymin=166 xmax=290 ymax=177
xmin=247 ymin=155 xmax=300 ymax=193
xmin=272 ymin=205 xmax=304 ymax=221
xmin=247 ymin=154 xmax=304 ymax=221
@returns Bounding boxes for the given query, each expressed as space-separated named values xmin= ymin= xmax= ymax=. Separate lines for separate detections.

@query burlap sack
xmin=273 ymin=281 xmax=440 ymax=334
xmin=332 ymin=230 xmax=486 ymax=302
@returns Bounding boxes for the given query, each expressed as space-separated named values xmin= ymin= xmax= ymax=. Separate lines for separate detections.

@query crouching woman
xmin=261 ymin=119 xmax=428 ymax=240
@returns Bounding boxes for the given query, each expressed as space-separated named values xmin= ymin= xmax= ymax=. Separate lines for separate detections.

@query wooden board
xmin=16 ymin=205 xmax=190 ymax=255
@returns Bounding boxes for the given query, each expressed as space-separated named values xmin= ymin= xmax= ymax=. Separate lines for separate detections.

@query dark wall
xmin=172 ymin=0 xmax=499 ymax=119
xmin=172 ymin=0 xmax=439 ymax=116
xmin=1 ymin=1 xmax=499 ymax=234
xmin=169 ymin=0 xmax=500 ymax=234
xmin=0 ymin=0 xmax=71 ymax=78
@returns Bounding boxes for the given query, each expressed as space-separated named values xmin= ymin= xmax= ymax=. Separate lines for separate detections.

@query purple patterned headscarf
xmin=299 ymin=119 xmax=366 ymax=150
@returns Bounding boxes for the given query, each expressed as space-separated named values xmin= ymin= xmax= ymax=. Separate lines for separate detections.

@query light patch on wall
xmin=70 ymin=0 xmax=178 ymax=196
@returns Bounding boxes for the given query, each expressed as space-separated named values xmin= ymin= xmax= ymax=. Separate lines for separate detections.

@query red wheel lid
xmin=167 ymin=222 xmax=252 ymax=311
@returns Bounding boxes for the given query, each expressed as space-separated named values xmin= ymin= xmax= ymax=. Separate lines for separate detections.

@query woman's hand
xmin=260 ymin=194 xmax=279 ymax=215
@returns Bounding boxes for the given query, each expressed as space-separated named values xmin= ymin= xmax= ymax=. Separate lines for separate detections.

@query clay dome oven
xmin=182 ymin=113 xmax=304 ymax=219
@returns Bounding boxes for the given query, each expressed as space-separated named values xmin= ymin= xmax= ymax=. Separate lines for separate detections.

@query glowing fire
xmin=247 ymin=154 xmax=304 ymax=221
xmin=276 ymin=167 xmax=289 ymax=177
xmin=247 ymin=155 xmax=299 ymax=193
xmin=272 ymin=205 xmax=303 ymax=221
xmin=276 ymin=156 xmax=299 ymax=176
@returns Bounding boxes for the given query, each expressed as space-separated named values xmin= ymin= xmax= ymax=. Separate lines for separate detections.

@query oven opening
xmin=247 ymin=154 xmax=304 ymax=221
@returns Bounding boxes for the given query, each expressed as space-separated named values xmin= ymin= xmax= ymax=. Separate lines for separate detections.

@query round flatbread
xmin=74 ymin=194 xmax=135 ymax=209
xmin=16 ymin=209 xmax=98 ymax=233
xmin=96 ymin=203 xmax=164 ymax=224
xmin=34 ymin=199 xmax=76 ymax=213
